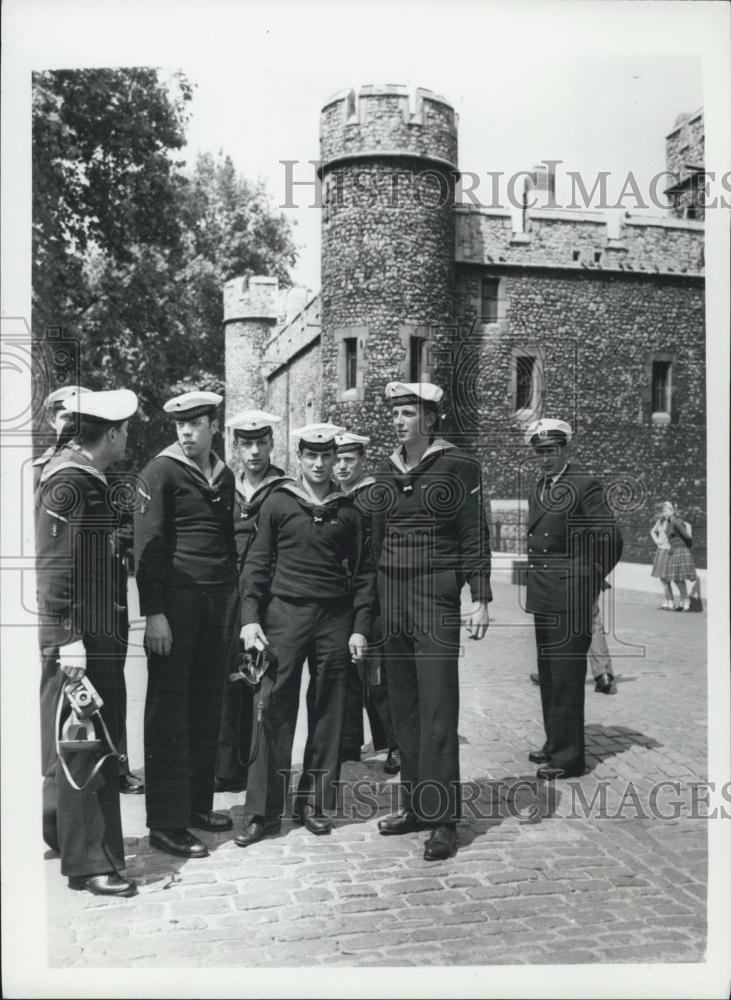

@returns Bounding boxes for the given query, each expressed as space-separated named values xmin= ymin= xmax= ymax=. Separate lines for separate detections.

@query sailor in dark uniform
xmin=214 ymin=410 xmax=291 ymax=793
xmin=334 ymin=431 xmax=399 ymax=775
xmin=235 ymin=423 xmax=375 ymax=846
xmin=523 ymin=418 xmax=623 ymax=779
xmin=372 ymin=382 xmax=492 ymax=862
xmin=36 ymin=388 xmax=139 ymax=897
xmin=134 ymin=391 xmax=238 ymax=858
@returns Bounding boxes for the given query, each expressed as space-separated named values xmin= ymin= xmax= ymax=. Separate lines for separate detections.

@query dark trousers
xmin=342 ymin=656 xmax=396 ymax=754
xmin=533 ymin=612 xmax=593 ymax=774
xmin=144 ymin=582 xmax=238 ymax=829
xmin=215 ymin=614 xmax=254 ymax=783
xmin=244 ymin=595 xmax=351 ymax=821
xmin=40 ymin=620 xmax=128 ymax=878
xmin=379 ymin=569 xmax=461 ymax=825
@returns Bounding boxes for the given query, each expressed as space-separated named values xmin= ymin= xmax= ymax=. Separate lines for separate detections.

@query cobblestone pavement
xmin=45 ymin=580 xmax=709 ymax=968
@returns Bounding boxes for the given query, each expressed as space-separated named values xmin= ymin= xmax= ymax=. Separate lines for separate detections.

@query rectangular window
xmin=409 ymin=336 xmax=426 ymax=383
xmin=515 ymin=355 xmax=536 ymax=411
xmin=481 ymin=278 xmax=499 ymax=323
xmin=652 ymin=360 xmax=672 ymax=413
xmin=344 ymin=337 xmax=358 ymax=390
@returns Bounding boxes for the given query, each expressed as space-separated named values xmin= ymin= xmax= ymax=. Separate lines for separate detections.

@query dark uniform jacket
xmin=242 ymin=480 xmax=375 ymax=637
xmin=233 ymin=465 xmax=290 ymax=584
xmin=525 ymin=464 xmax=623 ymax=615
xmin=35 ymin=445 xmax=127 ymax=651
xmin=134 ymin=443 xmax=236 ymax=616
xmin=370 ymin=439 xmax=492 ymax=603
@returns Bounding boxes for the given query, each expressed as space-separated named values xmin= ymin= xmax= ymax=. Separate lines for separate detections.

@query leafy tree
xmin=32 ymin=69 xmax=297 ymax=468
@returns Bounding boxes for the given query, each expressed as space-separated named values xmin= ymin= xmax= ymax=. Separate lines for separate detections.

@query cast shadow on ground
xmin=584 ymin=723 xmax=661 ymax=772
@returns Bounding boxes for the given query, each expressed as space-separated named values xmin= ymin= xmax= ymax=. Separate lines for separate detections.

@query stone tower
xmin=318 ymin=85 xmax=459 ymax=463
xmin=223 ymin=275 xmax=279 ymax=467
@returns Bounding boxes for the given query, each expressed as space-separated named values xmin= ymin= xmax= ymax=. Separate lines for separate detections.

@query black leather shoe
xmin=149 ymin=828 xmax=209 ymax=858
xmin=68 ymin=872 xmax=137 ymax=897
xmin=384 ymin=748 xmax=401 ymax=774
xmin=529 ymin=673 xmax=540 ymax=686
xmin=594 ymin=672 xmax=614 ymax=694
xmin=536 ymin=766 xmax=583 ymax=780
xmin=234 ymin=817 xmax=281 ymax=848
xmin=378 ymin=811 xmax=424 ymax=835
xmin=528 ymin=750 xmax=550 ymax=764
xmin=214 ymin=776 xmax=247 ymax=793
xmin=301 ymin=806 xmax=333 ymax=836
xmin=119 ymin=772 xmax=144 ymax=794
xmin=423 ymin=824 xmax=457 ymax=861
xmin=191 ymin=810 xmax=233 ymax=832
xmin=341 ymin=747 xmax=361 ymax=763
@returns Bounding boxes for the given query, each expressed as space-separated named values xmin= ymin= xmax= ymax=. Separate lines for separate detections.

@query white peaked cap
xmin=226 ymin=409 xmax=282 ymax=433
xmin=163 ymin=390 xmax=222 ymax=416
xmin=291 ymin=422 xmax=345 ymax=447
xmin=385 ymin=381 xmax=444 ymax=405
xmin=60 ymin=388 xmax=138 ymax=422
xmin=335 ymin=432 xmax=371 ymax=450
xmin=524 ymin=418 xmax=573 ymax=446
xmin=45 ymin=385 xmax=89 ymax=408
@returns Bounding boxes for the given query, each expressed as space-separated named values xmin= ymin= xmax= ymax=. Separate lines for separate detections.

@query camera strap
xmin=55 ymin=687 xmax=124 ymax=793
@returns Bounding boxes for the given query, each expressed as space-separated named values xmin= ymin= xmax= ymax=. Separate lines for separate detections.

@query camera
xmin=64 ymin=676 xmax=104 ymax=719
xmin=229 ymin=642 xmax=273 ymax=688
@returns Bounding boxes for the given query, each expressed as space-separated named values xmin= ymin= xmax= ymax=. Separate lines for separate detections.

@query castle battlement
xmin=320 ymin=84 xmax=458 ymax=173
xmin=456 ymin=205 xmax=704 ymax=275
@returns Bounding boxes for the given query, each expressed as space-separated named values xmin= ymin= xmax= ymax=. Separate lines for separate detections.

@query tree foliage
xmin=32 ymin=68 xmax=297 ymax=468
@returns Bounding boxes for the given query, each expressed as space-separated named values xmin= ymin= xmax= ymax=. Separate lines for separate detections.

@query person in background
xmin=650 ymin=506 xmax=674 ymax=610
xmin=214 ymin=410 xmax=291 ymax=793
xmin=36 ymin=388 xmax=139 ymax=897
xmin=660 ymin=501 xmax=697 ymax=612
xmin=523 ymin=418 xmax=623 ymax=781
xmin=134 ymin=391 xmax=237 ymax=859
xmin=334 ymin=431 xmax=400 ymax=776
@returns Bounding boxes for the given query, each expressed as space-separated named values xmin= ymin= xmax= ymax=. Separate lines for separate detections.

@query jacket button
xmin=544 ymin=532 xmax=549 ymax=537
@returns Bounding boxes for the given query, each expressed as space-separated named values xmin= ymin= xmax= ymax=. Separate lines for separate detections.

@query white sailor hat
xmin=227 ymin=409 xmax=282 ymax=439
xmin=45 ymin=385 xmax=88 ymax=410
xmin=385 ymin=382 xmax=444 ymax=407
xmin=335 ymin=431 xmax=371 ymax=454
xmin=292 ymin=422 xmax=345 ymax=452
xmin=524 ymin=418 xmax=573 ymax=447
xmin=59 ymin=388 xmax=138 ymax=422
xmin=163 ymin=390 xmax=222 ymax=420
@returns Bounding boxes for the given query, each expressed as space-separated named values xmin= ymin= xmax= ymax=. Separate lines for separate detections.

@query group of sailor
xmin=35 ymin=379 xmax=621 ymax=898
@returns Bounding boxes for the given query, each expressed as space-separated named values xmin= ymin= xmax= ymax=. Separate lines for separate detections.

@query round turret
xmin=319 ymin=85 xmax=459 ymax=462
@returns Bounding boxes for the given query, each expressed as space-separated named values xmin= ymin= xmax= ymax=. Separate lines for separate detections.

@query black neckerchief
xmin=387 ymin=438 xmax=456 ymax=495
xmin=235 ymin=466 xmax=291 ymax=519
xmin=278 ymin=479 xmax=349 ymax=524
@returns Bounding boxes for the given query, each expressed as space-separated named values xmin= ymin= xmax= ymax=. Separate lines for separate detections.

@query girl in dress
xmin=657 ymin=501 xmax=696 ymax=611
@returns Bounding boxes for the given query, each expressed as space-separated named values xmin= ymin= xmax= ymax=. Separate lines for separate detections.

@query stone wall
xmin=454 ymin=266 xmax=706 ymax=565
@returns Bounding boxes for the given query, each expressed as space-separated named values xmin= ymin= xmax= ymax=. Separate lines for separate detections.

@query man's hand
xmin=241 ymin=623 xmax=269 ymax=651
xmin=349 ymin=633 xmax=368 ymax=661
xmin=145 ymin=613 xmax=173 ymax=656
xmin=465 ymin=601 xmax=490 ymax=640
xmin=59 ymin=640 xmax=86 ymax=681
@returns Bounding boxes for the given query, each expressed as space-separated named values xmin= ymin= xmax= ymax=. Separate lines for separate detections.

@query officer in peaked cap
xmin=213 ymin=409 xmax=292 ymax=793
xmin=33 ymin=386 xmax=89 ymax=489
xmin=523 ymin=418 xmax=623 ymax=779
xmin=36 ymin=388 xmax=139 ymax=897
xmin=134 ymin=390 xmax=238 ymax=858
xmin=370 ymin=382 xmax=492 ymax=862
xmin=334 ymin=431 xmax=400 ymax=776
xmin=235 ymin=422 xmax=376 ymax=845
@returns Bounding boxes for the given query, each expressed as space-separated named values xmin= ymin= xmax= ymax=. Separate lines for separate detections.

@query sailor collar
xmin=342 ymin=474 xmax=376 ymax=497
xmin=39 ymin=444 xmax=107 ymax=486
xmin=157 ymin=442 xmax=227 ymax=486
xmin=279 ymin=479 xmax=347 ymax=523
xmin=234 ymin=466 xmax=289 ymax=502
xmin=32 ymin=444 xmax=57 ymax=468
xmin=388 ymin=437 xmax=456 ymax=475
